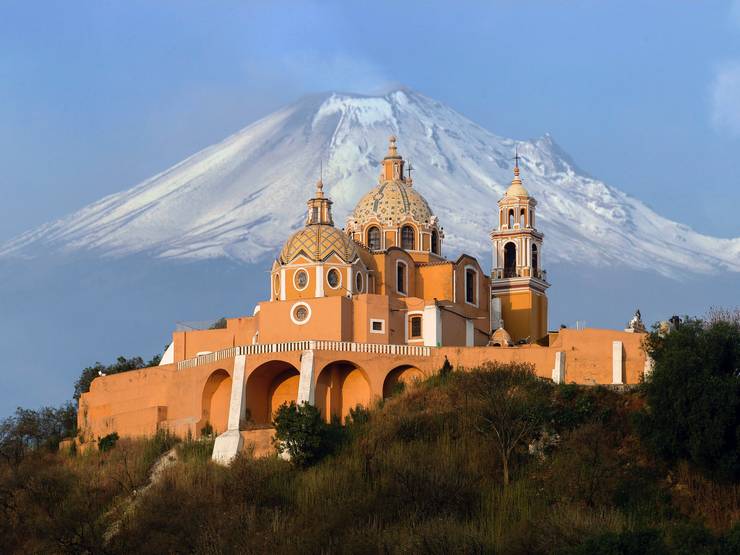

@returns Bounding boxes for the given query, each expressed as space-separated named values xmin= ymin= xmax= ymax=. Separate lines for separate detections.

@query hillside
xmin=2 ymin=362 xmax=738 ymax=554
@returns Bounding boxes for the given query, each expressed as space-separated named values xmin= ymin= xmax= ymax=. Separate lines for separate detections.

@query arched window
xmin=311 ymin=206 xmax=319 ymax=224
xmin=504 ymin=242 xmax=517 ymax=278
xmin=465 ymin=268 xmax=477 ymax=305
xmin=396 ymin=261 xmax=407 ymax=294
xmin=431 ymin=230 xmax=439 ymax=255
xmin=508 ymin=209 xmax=515 ymax=228
xmin=532 ymin=244 xmax=538 ymax=274
xmin=401 ymin=225 xmax=415 ymax=250
xmin=531 ymin=210 xmax=535 ymax=227
xmin=520 ymin=208 xmax=526 ymax=228
xmin=367 ymin=226 xmax=381 ymax=250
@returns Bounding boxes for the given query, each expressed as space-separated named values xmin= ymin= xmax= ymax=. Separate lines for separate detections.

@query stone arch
xmin=199 ymin=369 xmax=231 ymax=435
xmin=383 ymin=365 xmax=424 ymax=398
xmin=315 ymin=360 xmax=371 ymax=422
xmin=246 ymin=360 xmax=300 ymax=425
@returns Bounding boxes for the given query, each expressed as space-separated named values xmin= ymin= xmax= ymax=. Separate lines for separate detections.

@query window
xmin=401 ymin=225 xmax=415 ymax=250
xmin=431 ymin=230 xmax=439 ymax=254
xmin=273 ymin=273 xmax=280 ymax=298
xmin=520 ymin=208 xmax=526 ymax=228
xmin=355 ymin=272 xmax=363 ymax=293
xmin=504 ymin=242 xmax=517 ymax=278
xmin=327 ymin=268 xmax=340 ymax=289
xmin=367 ymin=226 xmax=381 ymax=250
xmin=409 ymin=316 xmax=422 ymax=339
xmin=508 ymin=209 xmax=514 ymax=228
xmin=290 ymin=302 xmax=311 ymax=325
xmin=465 ymin=268 xmax=477 ymax=304
xmin=396 ymin=261 xmax=407 ymax=294
xmin=531 ymin=210 xmax=535 ymax=227
xmin=532 ymin=244 xmax=538 ymax=273
xmin=370 ymin=319 xmax=385 ymax=333
xmin=311 ymin=206 xmax=319 ymax=224
xmin=294 ymin=269 xmax=309 ymax=290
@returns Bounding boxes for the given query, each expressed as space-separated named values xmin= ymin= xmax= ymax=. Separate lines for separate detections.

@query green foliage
xmin=272 ymin=401 xmax=342 ymax=467
xmin=209 ymin=317 xmax=228 ymax=329
xmin=0 ymin=403 xmax=77 ymax=465
xmin=98 ymin=431 xmax=119 ymax=452
xmin=637 ymin=317 xmax=740 ymax=481
xmin=561 ymin=528 xmax=668 ymax=555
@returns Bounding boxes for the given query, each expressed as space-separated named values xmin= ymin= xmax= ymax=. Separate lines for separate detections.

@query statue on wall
xmin=627 ymin=309 xmax=646 ymax=333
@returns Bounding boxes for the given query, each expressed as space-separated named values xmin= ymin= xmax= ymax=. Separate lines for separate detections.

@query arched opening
xmin=532 ymin=244 xmax=538 ymax=274
xmin=383 ymin=365 xmax=424 ymax=398
xmin=396 ymin=261 xmax=408 ymax=294
xmin=431 ymin=230 xmax=439 ymax=255
xmin=246 ymin=360 xmax=300 ymax=425
xmin=508 ymin=209 xmax=515 ymax=228
xmin=504 ymin=242 xmax=517 ymax=278
xmin=199 ymin=369 xmax=231 ymax=435
xmin=401 ymin=225 xmax=415 ymax=250
xmin=531 ymin=210 xmax=535 ymax=227
xmin=465 ymin=267 xmax=477 ymax=304
xmin=520 ymin=208 xmax=526 ymax=228
xmin=367 ymin=226 xmax=381 ymax=250
xmin=315 ymin=361 xmax=371 ymax=423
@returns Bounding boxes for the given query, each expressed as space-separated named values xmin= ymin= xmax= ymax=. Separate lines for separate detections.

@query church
xmin=78 ymin=137 xmax=650 ymax=462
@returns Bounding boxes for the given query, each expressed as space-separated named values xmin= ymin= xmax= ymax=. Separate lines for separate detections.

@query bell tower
xmin=489 ymin=158 xmax=549 ymax=342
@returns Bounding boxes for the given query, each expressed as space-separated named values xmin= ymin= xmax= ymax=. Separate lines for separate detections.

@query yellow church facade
xmin=78 ymin=137 xmax=650 ymax=462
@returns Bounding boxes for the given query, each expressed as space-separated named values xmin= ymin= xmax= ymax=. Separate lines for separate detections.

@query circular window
xmin=355 ymin=272 xmax=363 ymax=293
xmin=290 ymin=302 xmax=311 ymax=325
xmin=327 ymin=268 xmax=341 ymax=289
xmin=294 ymin=269 xmax=309 ymax=290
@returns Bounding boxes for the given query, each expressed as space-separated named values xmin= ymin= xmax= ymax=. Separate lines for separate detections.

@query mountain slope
xmin=2 ymin=89 xmax=738 ymax=276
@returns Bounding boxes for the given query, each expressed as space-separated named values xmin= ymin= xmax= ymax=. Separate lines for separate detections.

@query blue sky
xmin=1 ymin=0 xmax=740 ymax=241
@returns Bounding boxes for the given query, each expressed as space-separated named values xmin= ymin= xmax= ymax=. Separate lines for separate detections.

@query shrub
xmin=98 ymin=432 xmax=119 ymax=452
xmin=637 ymin=317 xmax=740 ymax=481
xmin=273 ymin=402 xmax=341 ymax=467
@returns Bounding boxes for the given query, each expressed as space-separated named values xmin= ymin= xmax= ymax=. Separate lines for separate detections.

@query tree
xmin=472 ymin=364 xmax=550 ymax=486
xmin=272 ymin=402 xmax=340 ymax=467
xmin=0 ymin=403 xmax=77 ymax=465
xmin=637 ymin=315 xmax=740 ymax=482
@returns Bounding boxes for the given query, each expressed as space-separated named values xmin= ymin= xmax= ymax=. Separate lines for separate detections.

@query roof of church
xmin=504 ymin=165 xmax=529 ymax=198
xmin=279 ymin=224 xmax=358 ymax=264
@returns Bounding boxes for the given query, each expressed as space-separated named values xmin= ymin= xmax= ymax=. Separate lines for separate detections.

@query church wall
xmin=256 ymin=295 xmax=353 ymax=343
xmin=416 ymin=263 xmax=454 ymax=301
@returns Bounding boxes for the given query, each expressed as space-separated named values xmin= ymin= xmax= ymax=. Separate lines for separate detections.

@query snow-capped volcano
xmin=2 ymin=89 xmax=738 ymax=276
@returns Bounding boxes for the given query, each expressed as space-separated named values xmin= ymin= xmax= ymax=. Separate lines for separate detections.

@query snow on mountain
xmin=2 ymin=89 xmax=739 ymax=276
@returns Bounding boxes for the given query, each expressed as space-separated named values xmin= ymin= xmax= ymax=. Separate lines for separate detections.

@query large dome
xmin=279 ymin=224 xmax=358 ymax=264
xmin=352 ymin=180 xmax=434 ymax=226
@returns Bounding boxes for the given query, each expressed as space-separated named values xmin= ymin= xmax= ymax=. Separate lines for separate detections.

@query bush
xmin=637 ymin=317 xmax=740 ymax=481
xmin=98 ymin=432 xmax=119 ymax=452
xmin=273 ymin=402 xmax=341 ymax=467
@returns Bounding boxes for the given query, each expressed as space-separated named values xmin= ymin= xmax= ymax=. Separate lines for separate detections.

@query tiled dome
xmin=279 ymin=224 xmax=358 ymax=264
xmin=353 ymin=181 xmax=434 ymax=226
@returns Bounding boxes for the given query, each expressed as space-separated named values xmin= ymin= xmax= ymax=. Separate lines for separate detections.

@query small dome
xmin=490 ymin=327 xmax=513 ymax=347
xmin=279 ymin=224 xmax=358 ymax=264
xmin=505 ymin=166 xmax=529 ymax=198
xmin=353 ymin=181 xmax=434 ymax=227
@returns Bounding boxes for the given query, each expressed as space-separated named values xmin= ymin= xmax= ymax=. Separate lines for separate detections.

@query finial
xmin=315 ymin=177 xmax=324 ymax=197
xmin=387 ymin=135 xmax=399 ymax=157
xmin=513 ymin=146 xmax=521 ymax=177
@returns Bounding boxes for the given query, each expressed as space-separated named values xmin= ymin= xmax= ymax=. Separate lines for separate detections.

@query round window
xmin=327 ymin=268 xmax=340 ymax=289
xmin=355 ymin=272 xmax=363 ymax=293
xmin=294 ymin=305 xmax=308 ymax=322
xmin=294 ymin=269 xmax=309 ymax=290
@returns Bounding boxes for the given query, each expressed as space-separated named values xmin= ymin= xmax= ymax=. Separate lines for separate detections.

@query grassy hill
xmin=1 ymin=359 xmax=738 ymax=554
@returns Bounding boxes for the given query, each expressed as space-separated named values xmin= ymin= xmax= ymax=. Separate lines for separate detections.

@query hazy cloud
xmin=710 ymin=61 xmax=740 ymax=136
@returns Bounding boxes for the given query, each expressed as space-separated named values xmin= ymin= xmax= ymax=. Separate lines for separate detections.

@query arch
xmin=396 ymin=260 xmax=408 ymax=295
xmin=532 ymin=244 xmax=539 ymax=273
xmin=199 ymin=369 xmax=231 ymax=435
xmin=315 ymin=360 xmax=371 ymax=422
xmin=383 ymin=365 xmax=424 ymax=398
xmin=520 ymin=208 xmax=526 ymax=228
xmin=431 ymin=229 xmax=439 ymax=254
xmin=504 ymin=242 xmax=517 ymax=278
xmin=367 ymin=226 xmax=381 ymax=250
xmin=246 ymin=360 xmax=300 ymax=425
xmin=508 ymin=209 xmax=515 ymax=228
xmin=401 ymin=225 xmax=415 ymax=250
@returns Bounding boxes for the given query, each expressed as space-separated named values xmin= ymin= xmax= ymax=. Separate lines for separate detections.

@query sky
xmin=1 ymin=1 xmax=740 ymax=242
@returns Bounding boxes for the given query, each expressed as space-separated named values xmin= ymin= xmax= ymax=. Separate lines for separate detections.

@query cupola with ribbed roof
xmin=346 ymin=136 xmax=444 ymax=260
